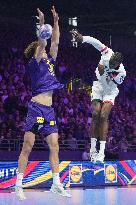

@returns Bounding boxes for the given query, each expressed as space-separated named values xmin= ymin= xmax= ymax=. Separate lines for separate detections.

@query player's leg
xmin=100 ymin=102 xmax=113 ymax=142
xmin=96 ymin=89 xmax=118 ymax=162
xmin=97 ymin=102 xmax=113 ymax=161
xmin=46 ymin=133 xmax=60 ymax=183
xmin=15 ymin=101 xmax=40 ymax=200
xmin=15 ymin=131 xmax=35 ymax=200
xmin=90 ymin=81 xmax=103 ymax=162
xmin=91 ymin=100 xmax=102 ymax=152
xmin=42 ymin=104 xmax=71 ymax=197
xmin=17 ymin=132 xmax=35 ymax=174
xmin=46 ymin=133 xmax=71 ymax=197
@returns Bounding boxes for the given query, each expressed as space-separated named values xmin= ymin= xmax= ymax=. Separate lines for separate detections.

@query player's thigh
xmin=91 ymin=81 xmax=103 ymax=103
xmin=101 ymin=103 xmax=113 ymax=118
xmin=92 ymin=100 xmax=102 ymax=113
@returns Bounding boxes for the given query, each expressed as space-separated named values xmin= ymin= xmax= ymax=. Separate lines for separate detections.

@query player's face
xmin=109 ymin=54 xmax=120 ymax=69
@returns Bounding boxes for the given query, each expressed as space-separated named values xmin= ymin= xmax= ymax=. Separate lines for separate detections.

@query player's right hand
xmin=70 ymin=30 xmax=83 ymax=42
xmin=37 ymin=8 xmax=45 ymax=26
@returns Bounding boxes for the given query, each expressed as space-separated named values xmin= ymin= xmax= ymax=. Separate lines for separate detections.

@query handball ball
xmin=39 ymin=24 xmax=52 ymax=40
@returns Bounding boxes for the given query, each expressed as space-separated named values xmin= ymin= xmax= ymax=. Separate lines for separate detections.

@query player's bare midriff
xmin=31 ymin=91 xmax=53 ymax=106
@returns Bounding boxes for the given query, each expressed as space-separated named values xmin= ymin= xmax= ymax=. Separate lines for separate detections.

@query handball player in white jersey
xmin=71 ymin=30 xmax=126 ymax=162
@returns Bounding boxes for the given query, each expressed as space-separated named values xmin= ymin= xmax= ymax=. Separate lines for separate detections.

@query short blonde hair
xmin=24 ymin=41 xmax=38 ymax=59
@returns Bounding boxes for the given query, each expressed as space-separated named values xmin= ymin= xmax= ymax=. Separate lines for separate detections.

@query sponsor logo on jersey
xmin=37 ymin=117 xmax=44 ymax=124
xmin=47 ymin=60 xmax=55 ymax=76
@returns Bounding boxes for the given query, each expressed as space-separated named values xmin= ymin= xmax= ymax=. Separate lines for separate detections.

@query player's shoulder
xmin=28 ymin=56 xmax=37 ymax=64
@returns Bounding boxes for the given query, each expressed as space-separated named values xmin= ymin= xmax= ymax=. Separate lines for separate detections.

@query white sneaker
xmin=15 ymin=186 xmax=26 ymax=200
xmin=96 ymin=153 xmax=105 ymax=163
xmin=90 ymin=150 xmax=98 ymax=163
xmin=50 ymin=183 xmax=71 ymax=197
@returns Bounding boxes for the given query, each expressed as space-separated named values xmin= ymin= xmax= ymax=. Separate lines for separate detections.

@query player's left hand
xmin=51 ymin=6 xmax=59 ymax=23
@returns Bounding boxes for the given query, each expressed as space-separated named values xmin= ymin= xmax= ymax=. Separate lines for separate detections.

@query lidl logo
xmin=69 ymin=164 xmax=83 ymax=184
xmin=104 ymin=164 xmax=117 ymax=183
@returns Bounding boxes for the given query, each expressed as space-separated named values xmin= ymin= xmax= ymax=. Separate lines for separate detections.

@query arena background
xmin=0 ymin=0 xmax=136 ymax=189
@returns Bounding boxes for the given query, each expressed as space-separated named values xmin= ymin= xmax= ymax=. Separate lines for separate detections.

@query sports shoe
xmin=90 ymin=150 xmax=98 ymax=163
xmin=15 ymin=186 xmax=26 ymax=200
xmin=96 ymin=153 xmax=105 ymax=163
xmin=50 ymin=183 xmax=71 ymax=197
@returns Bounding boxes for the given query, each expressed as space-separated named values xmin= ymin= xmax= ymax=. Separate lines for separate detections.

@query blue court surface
xmin=0 ymin=187 xmax=136 ymax=205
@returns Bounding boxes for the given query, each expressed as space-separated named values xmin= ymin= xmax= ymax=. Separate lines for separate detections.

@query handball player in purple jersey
xmin=71 ymin=30 xmax=126 ymax=163
xmin=15 ymin=6 xmax=71 ymax=200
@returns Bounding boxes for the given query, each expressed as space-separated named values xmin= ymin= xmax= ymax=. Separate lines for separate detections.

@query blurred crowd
xmin=0 ymin=33 xmax=136 ymax=157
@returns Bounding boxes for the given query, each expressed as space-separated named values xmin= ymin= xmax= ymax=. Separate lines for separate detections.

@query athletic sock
xmin=52 ymin=173 xmax=61 ymax=185
xmin=91 ymin=138 xmax=97 ymax=152
xmin=99 ymin=141 xmax=106 ymax=155
xmin=16 ymin=172 xmax=24 ymax=187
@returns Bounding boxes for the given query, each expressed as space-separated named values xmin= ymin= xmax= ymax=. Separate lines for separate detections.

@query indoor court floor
xmin=0 ymin=186 xmax=136 ymax=205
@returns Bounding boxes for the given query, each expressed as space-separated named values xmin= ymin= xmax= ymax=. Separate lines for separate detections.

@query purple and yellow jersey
xmin=27 ymin=54 xmax=64 ymax=96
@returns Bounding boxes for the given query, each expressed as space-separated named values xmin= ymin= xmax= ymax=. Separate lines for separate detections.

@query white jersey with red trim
xmin=82 ymin=36 xmax=126 ymax=88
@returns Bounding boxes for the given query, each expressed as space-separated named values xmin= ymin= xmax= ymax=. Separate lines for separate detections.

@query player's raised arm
xmin=50 ymin=6 xmax=60 ymax=60
xmin=36 ymin=8 xmax=46 ymax=46
xmin=35 ymin=8 xmax=47 ymax=62
xmin=71 ymin=30 xmax=107 ymax=53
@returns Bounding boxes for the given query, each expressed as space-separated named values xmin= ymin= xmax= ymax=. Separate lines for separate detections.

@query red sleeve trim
xmin=103 ymin=101 xmax=113 ymax=106
xmin=101 ymin=47 xmax=107 ymax=52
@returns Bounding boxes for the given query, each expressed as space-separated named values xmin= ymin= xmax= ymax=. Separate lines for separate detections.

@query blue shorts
xmin=24 ymin=101 xmax=58 ymax=136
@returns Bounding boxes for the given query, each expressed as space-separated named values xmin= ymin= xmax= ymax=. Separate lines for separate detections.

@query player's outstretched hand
xmin=37 ymin=8 xmax=45 ymax=26
xmin=70 ymin=30 xmax=83 ymax=42
xmin=51 ymin=6 xmax=59 ymax=23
